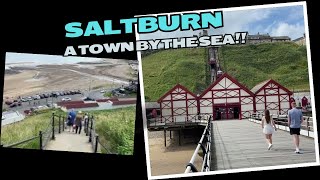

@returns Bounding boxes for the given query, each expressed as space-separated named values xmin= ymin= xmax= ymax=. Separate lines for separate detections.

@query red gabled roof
xmin=113 ymin=100 xmax=136 ymax=105
xmin=96 ymin=98 xmax=119 ymax=102
xmin=200 ymin=73 xmax=255 ymax=97
xmin=57 ymin=101 xmax=84 ymax=106
xmin=157 ymin=84 xmax=197 ymax=103
xmin=65 ymin=103 xmax=99 ymax=109
xmin=251 ymin=79 xmax=293 ymax=95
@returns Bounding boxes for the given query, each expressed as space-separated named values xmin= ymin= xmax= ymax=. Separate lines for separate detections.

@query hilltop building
xmin=293 ymin=34 xmax=306 ymax=45
xmin=246 ymin=33 xmax=291 ymax=44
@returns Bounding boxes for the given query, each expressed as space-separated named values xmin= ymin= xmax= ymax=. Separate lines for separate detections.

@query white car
xmin=100 ymin=90 xmax=106 ymax=93
xmin=62 ymin=97 xmax=71 ymax=101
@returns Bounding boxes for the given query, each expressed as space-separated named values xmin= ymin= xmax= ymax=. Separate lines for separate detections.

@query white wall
xmin=2 ymin=111 xmax=25 ymax=126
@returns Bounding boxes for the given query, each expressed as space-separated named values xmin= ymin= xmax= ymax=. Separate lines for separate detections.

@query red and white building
xmin=155 ymin=73 xmax=293 ymax=123
xmin=157 ymin=84 xmax=198 ymax=124
xmin=199 ymin=73 xmax=255 ymax=120
xmin=251 ymin=79 xmax=292 ymax=115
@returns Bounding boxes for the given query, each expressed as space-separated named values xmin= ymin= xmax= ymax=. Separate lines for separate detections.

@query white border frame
xmin=135 ymin=1 xmax=320 ymax=180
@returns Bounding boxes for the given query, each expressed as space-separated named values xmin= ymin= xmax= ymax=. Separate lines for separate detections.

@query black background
xmin=0 ymin=0 xmax=319 ymax=179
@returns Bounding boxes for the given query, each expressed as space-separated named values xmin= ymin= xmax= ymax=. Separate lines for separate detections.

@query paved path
xmin=211 ymin=120 xmax=317 ymax=170
xmin=45 ymin=129 xmax=93 ymax=153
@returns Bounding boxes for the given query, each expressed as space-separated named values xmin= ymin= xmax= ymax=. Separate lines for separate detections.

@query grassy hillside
xmin=142 ymin=48 xmax=208 ymax=102
xmin=141 ymin=42 xmax=309 ymax=101
xmin=89 ymin=106 xmax=136 ymax=155
xmin=219 ymin=42 xmax=309 ymax=90
xmin=1 ymin=109 xmax=65 ymax=149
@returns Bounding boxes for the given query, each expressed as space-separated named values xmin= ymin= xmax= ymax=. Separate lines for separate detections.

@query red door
xmin=213 ymin=104 xmax=240 ymax=120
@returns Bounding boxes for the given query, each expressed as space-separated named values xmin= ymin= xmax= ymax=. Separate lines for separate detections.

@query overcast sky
xmin=5 ymin=52 xmax=103 ymax=65
xmin=138 ymin=5 xmax=306 ymax=41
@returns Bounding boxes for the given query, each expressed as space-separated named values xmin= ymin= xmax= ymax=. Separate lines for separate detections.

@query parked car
xmin=100 ymin=90 xmax=106 ymax=93
xmin=5 ymin=100 xmax=13 ymax=105
xmin=9 ymin=103 xmax=17 ymax=108
xmin=20 ymin=98 xmax=28 ymax=102
xmin=62 ymin=97 xmax=72 ymax=101
xmin=119 ymin=88 xmax=126 ymax=94
xmin=82 ymin=97 xmax=95 ymax=101
xmin=33 ymin=95 xmax=41 ymax=100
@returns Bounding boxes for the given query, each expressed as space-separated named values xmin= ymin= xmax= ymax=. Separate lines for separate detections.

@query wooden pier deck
xmin=211 ymin=120 xmax=317 ymax=170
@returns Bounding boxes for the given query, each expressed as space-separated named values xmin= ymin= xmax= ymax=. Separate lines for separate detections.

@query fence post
xmin=86 ymin=116 xmax=89 ymax=136
xmin=52 ymin=113 xmax=55 ymax=140
xmin=89 ymin=118 xmax=93 ymax=142
xmin=39 ymin=131 xmax=43 ymax=150
xmin=95 ymin=134 xmax=99 ymax=153
xmin=62 ymin=116 xmax=65 ymax=131
xmin=58 ymin=115 xmax=61 ymax=134
xmin=307 ymin=117 xmax=310 ymax=137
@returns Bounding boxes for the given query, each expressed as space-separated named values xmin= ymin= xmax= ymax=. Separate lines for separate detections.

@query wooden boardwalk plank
xmin=211 ymin=120 xmax=317 ymax=171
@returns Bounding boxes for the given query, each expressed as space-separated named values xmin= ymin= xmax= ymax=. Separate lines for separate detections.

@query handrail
xmin=249 ymin=112 xmax=314 ymax=137
xmin=148 ymin=114 xmax=210 ymax=128
xmin=185 ymin=116 xmax=212 ymax=173
xmin=86 ymin=115 xmax=111 ymax=153
xmin=2 ymin=113 xmax=65 ymax=150
xmin=4 ymin=136 xmax=39 ymax=148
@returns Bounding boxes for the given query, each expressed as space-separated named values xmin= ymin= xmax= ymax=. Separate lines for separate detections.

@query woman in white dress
xmin=262 ymin=110 xmax=277 ymax=150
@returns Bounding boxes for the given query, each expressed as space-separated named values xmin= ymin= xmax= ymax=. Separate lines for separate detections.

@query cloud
xmin=270 ymin=22 xmax=305 ymax=40
xmin=210 ymin=8 xmax=272 ymax=35
xmin=137 ymin=5 xmax=306 ymax=41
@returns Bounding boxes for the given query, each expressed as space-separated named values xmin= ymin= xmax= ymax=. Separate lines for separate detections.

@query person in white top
xmin=261 ymin=110 xmax=277 ymax=150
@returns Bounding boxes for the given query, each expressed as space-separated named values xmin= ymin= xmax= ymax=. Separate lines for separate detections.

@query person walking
xmin=262 ymin=109 xmax=277 ymax=150
xmin=67 ymin=109 xmax=76 ymax=132
xmin=83 ymin=113 xmax=89 ymax=134
xmin=74 ymin=111 xmax=83 ymax=134
xmin=288 ymin=101 xmax=304 ymax=154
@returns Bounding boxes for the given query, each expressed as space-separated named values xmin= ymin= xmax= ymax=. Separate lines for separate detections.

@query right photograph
xmin=137 ymin=2 xmax=319 ymax=179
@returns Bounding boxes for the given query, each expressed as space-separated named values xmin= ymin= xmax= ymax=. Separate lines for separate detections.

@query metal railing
xmin=3 ymin=112 xmax=66 ymax=149
xmin=249 ymin=113 xmax=314 ymax=137
xmin=185 ymin=116 xmax=212 ymax=173
xmin=85 ymin=115 xmax=111 ymax=153
xmin=148 ymin=114 xmax=210 ymax=127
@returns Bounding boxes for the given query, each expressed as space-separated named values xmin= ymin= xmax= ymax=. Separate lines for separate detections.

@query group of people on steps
xmin=66 ymin=109 xmax=89 ymax=134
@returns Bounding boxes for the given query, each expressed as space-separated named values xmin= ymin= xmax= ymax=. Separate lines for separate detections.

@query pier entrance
xmin=214 ymin=105 xmax=240 ymax=120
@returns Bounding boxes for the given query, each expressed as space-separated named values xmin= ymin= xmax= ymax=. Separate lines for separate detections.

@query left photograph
xmin=1 ymin=52 xmax=138 ymax=155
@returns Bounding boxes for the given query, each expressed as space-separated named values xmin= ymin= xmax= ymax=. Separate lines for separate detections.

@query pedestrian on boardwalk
xmin=74 ymin=111 xmax=83 ymax=134
xmin=288 ymin=101 xmax=304 ymax=154
xmin=262 ymin=109 xmax=277 ymax=150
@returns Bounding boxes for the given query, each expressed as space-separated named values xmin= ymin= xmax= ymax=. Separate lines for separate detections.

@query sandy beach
xmin=3 ymin=60 xmax=137 ymax=99
xmin=148 ymin=130 xmax=203 ymax=176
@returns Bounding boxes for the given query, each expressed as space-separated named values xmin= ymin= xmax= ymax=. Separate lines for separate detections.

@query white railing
xmin=185 ymin=116 xmax=212 ymax=173
xmin=249 ymin=113 xmax=314 ymax=138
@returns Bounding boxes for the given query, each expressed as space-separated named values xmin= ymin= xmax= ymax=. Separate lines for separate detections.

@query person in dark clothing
xmin=74 ymin=111 xmax=83 ymax=134
xmin=83 ymin=113 xmax=89 ymax=133
xmin=67 ymin=109 xmax=76 ymax=132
